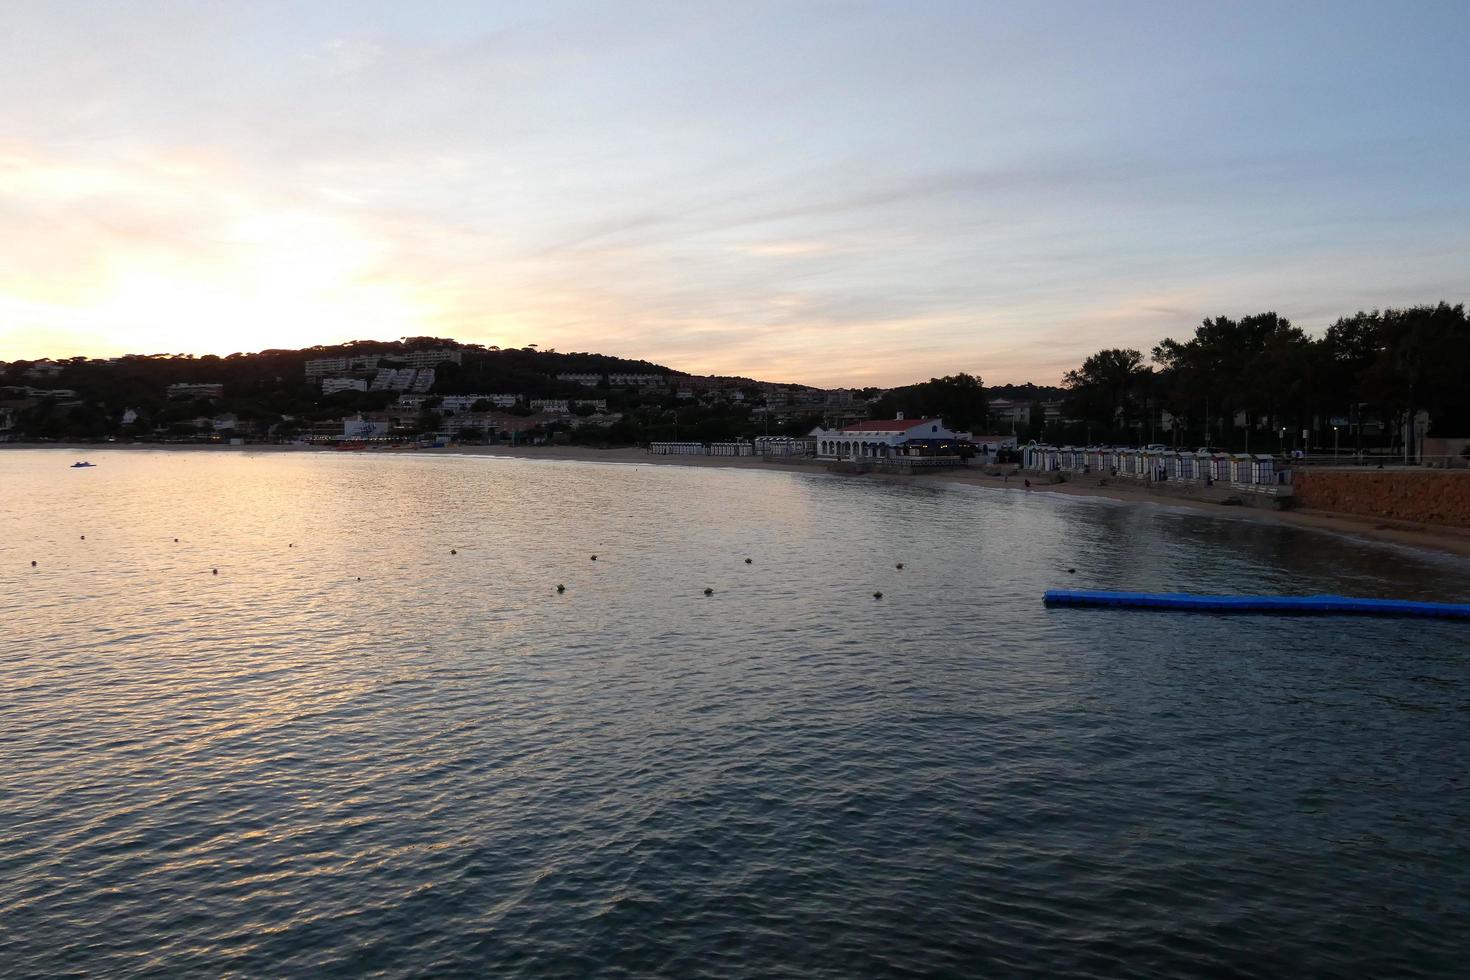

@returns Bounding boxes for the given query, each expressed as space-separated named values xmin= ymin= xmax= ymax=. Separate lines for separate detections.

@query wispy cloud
xmin=0 ymin=2 xmax=1467 ymax=384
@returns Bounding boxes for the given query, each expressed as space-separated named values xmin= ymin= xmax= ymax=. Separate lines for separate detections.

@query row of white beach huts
xmin=1023 ymin=445 xmax=1288 ymax=487
xmin=648 ymin=441 xmax=757 ymax=456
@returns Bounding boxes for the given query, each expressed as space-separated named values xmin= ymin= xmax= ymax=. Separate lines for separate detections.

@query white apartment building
xmin=322 ymin=377 xmax=368 ymax=394
xmin=370 ymin=368 xmax=436 ymax=392
xmin=304 ymin=357 xmax=349 ymax=378
xmin=529 ymin=398 xmax=569 ymax=414
xmin=557 ymin=373 xmax=602 ymax=386
xmin=371 ymin=368 xmax=417 ymax=391
xmin=397 ymin=348 xmax=462 ymax=370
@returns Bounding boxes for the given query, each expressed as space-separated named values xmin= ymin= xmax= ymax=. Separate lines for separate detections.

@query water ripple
xmin=2 ymin=449 xmax=1469 ymax=977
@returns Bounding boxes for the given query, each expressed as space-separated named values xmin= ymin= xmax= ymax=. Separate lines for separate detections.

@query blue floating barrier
xmin=1043 ymin=590 xmax=1470 ymax=619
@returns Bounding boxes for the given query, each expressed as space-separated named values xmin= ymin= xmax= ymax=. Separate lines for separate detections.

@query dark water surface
xmin=3 ymin=449 xmax=1469 ymax=978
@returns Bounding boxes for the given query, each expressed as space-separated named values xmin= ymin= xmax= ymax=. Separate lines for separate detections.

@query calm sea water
xmin=2 ymin=448 xmax=1469 ymax=978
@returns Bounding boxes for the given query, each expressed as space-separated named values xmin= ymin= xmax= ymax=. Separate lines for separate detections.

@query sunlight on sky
xmin=0 ymin=1 xmax=1466 ymax=384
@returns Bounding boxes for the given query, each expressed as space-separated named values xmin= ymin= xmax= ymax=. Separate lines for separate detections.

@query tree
xmin=1063 ymin=348 xmax=1150 ymax=437
xmin=869 ymin=373 xmax=987 ymax=430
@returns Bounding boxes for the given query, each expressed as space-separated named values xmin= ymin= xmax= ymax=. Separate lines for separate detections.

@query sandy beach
xmin=12 ymin=441 xmax=1470 ymax=559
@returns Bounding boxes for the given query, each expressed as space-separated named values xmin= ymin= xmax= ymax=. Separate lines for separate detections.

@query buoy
xmin=173 ymin=538 xmax=179 ymax=543
xmin=1044 ymin=590 xmax=1470 ymax=619
xmin=591 ymin=555 xmax=598 ymax=561
xmin=30 ymin=560 xmax=37 ymax=567
xmin=212 ymin=568 xmax=218 ymax=575
xmin=873 ymin=591 xmax=883 ymax=599
xmin=556 ymin=584 xmax=565 ymax=593
xmin=356 ymin=576 xmax=361 ymax=581
xmin=896 ymin=562 xmax=904 ymax=570
xmin=288 ymin=543 xmax=293 ymax=548
xmin=450 ymin=549 xmax=457 ymax=555
xmin=1068 ymin=568 xmax=1076 ymax=574
xmin=703 ymin=587 xmax=713 ymax=596
xmin=744 ymin=558 xmax=753 ymax=564
xmin=80 ymin=535 xmax=85 ymax=540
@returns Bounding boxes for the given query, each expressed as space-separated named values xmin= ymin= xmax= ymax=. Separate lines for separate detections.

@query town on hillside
xmin=0 ymin=338 xmax=1054 ymax=453
xmin=3 ymin=303 xmax=1467 ymax=468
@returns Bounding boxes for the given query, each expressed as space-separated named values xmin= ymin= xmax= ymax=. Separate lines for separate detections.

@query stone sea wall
xmin=1291 ymin=469 xmax=1470 ymax=527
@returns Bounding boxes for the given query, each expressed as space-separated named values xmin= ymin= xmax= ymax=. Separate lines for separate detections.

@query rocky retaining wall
xmin=1291 ymin=469 xmax=1470 ymax=527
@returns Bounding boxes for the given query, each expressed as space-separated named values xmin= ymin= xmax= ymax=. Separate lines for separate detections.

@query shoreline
xmin=11 ymin=441 xmax=1470 ymax=559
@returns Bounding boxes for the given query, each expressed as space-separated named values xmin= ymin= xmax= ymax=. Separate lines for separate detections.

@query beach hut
xmin=1231 ymin=453 xmax=1254 ymax=483
xmin=1252 ymin=454 xmax=1276 ymax=484
xmin=1209 ymin=452 xmax=1232 ymax=483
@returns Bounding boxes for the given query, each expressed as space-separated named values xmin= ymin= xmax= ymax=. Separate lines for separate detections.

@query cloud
xmin=1 ymin=3 xmax=1468 ymax=385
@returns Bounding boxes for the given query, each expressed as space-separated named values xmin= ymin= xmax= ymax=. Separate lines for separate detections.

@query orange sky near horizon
xmin=2 ymin=3 xmax=1466 ymax=388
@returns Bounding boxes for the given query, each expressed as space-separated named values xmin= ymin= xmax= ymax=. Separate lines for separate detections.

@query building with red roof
xmin=811 ymin=413 xmax=971 ymax=459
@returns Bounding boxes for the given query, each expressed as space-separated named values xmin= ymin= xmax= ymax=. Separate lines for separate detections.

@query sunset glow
xmin=2 ymin=2 xmax=1467 ymax=384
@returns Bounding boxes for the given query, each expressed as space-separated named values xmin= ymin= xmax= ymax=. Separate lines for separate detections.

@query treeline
xmin=1055 ymin=303 xmax=1470 ymax=451
xmin=869 ymin=373 xmax=988 ymax=431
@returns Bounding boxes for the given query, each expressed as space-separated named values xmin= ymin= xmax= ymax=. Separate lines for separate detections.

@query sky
xmin=1 ymin=1 xmax=1467 ymax=387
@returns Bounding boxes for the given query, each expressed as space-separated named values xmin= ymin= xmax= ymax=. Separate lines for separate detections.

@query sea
xmin=2 ymin=448 xmax=1468 ymax=978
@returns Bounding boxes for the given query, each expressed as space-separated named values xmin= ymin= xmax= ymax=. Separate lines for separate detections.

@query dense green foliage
xmin=1055 ymin=303 xmax=1469 ymax=451
xmin=869 ymin=373 xmax=988 ymax=431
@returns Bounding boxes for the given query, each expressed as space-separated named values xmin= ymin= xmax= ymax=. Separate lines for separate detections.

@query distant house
xmin=968 ymin=434 xmax=1019 ymax=461
xmin=343 ymin=415 xmax=393 ymax=439
xmin=168 ymin=382 xmax=224 ymax=399
xmin=23 ymin=360 xmax=65 ymax=379
xmin=607 ymin=373 xmax=668 ymax=389
xmin=812 ymin=414 xmax=970 ymax=459
xmin=529 ymin=398 xmax=569 ymax=414
xmin=557 ymin=373 xmax=602 ymax=387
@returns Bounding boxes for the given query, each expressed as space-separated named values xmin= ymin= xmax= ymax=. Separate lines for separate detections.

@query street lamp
xmin=1333 ymin=425 xmax=1339 ymax=459
xmin=1278 ymin=426 xmax=1285 ymax=455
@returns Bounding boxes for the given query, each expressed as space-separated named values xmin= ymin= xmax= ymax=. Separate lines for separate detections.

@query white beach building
xmin=812 ymin=414 xmax=969 ymax=459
